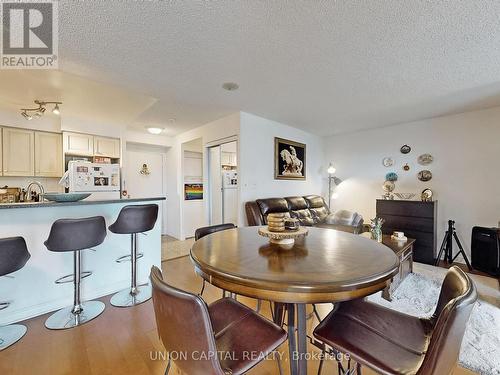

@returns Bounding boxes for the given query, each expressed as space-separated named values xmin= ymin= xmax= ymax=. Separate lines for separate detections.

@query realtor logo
xmin=1 ymin=1 xmax=58 ymax=69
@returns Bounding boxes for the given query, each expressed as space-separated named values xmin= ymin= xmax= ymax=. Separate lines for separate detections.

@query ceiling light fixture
xmin=222 ymin=82 xmax=239 ymax=91
xmin=20 ymin=100 xmax=62 ymax=120
xmin=146 ymin=127 xmax=164 ymax=135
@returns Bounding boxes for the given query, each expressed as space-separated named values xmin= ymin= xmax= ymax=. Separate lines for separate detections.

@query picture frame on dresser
xmin=376 ymin=199 xmax=437 ymax=265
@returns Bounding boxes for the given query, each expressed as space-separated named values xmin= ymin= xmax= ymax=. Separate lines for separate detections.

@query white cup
xmin=393 ymin=231 xmax=404 ymax=238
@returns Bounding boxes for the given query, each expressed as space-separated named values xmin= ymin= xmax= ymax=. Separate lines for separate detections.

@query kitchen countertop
xmin=0 ymin=196 xmax=166 ymax=209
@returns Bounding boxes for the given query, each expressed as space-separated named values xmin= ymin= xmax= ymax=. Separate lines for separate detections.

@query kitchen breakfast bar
xmin=0 ymin=197 xmax=165 ymax=326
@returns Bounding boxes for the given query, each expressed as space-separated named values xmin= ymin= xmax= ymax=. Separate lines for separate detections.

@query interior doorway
xmin=181 ymin=138 xmax=204 ymax=238
xmin=208 ymin=141 xmax=238 ymax=226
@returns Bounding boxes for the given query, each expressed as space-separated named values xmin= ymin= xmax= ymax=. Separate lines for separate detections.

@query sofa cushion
xmin=326 ymin=210 xmax=363 ymax=226
xmin=285 ymin=196 xmax=308 ymax=210
xmin=310 ymin=206 xmax=330 ymax=224
xmin=256 ymin=198 xmax=290 ymax=224
xmin=304 ymin=195 xmax=329 ymax=210
xmin=290 ymin=209 xmax=315 ymax=226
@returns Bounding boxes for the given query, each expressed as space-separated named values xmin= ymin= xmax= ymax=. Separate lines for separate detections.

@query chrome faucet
xmin=25 ymin=181 xmax=45 ymax=202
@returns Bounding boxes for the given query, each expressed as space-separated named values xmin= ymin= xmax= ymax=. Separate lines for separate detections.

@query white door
xmin=125 ymin=150 xmax=167 ymax=234
xmin=209 ymin=146 xmax=223 ymax=225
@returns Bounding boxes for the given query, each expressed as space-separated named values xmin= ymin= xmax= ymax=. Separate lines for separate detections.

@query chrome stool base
xmin=110 ymin=284 xmax=152 ymax=307
xmin=0 ymin=324 xmax=27 ymax=351
xmin=45 ymin=301 xmax=105 ymax=330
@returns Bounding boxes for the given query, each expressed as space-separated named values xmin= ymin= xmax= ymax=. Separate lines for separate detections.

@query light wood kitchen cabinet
xmin=63 ymin=132 xmax=94 ymax=156
xmin=0 ymin=129 xmax=2 ymax=175
xmin=35 ymin=131 xmax=63 ymax=177
xmin=94 ymin=136 xmax=120 ymax=158
xmin=2 ymin=127 xmax=35 ymax=176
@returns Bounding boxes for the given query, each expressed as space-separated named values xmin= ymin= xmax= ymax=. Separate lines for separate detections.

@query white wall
xmin=324 ymin=106 xmax=500 ymax=259
xmin=239 ymin=112 xmax=325 ymax=225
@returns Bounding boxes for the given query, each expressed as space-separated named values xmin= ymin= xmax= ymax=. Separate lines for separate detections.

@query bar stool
xmin=44 ymin=216 xmax=107 ymax=330
xmin=0 ymin=237 xmax=30 ymax=351
xmin=109 ymin=204 xmax=158 ymax=307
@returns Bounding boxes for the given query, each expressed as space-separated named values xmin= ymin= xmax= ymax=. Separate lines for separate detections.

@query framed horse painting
xmin=274 ymin=137 xmax=306 ymax=180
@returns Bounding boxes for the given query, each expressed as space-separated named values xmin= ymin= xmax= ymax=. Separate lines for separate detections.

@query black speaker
xmin=471 ymin=226 xmax=500 ymax=276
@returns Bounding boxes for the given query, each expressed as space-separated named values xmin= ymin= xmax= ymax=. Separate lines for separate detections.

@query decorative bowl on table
xmin=394 ymin=192 xmax=416 ymax=200
xmin=43 ymin=192 xmax=91 ymax=202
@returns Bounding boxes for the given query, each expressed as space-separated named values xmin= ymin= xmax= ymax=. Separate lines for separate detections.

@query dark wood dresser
xmin=376 ymin=199 xmax=438 ymax=265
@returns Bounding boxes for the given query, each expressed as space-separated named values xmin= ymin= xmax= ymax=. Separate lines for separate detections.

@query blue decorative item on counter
xmin=385 ymin=172 xmax=398 ymax=181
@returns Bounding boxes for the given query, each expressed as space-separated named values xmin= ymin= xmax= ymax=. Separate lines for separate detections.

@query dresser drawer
xmin=377 ymin=200 xmax=436 ymax=218
xmin=381 ymin=216 xmax=435 ymax=233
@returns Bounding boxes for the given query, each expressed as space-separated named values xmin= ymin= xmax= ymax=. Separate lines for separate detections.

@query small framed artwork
xmin=184 ymin=184 xmax=203 ymax=200
xmin=274 ymin=137 xmax=306 ymax=180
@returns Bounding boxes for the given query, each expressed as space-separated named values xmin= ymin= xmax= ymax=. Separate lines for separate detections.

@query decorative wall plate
xmin=418 ymin=153 xmax=433 ymax=165
xmin=400 ymin=144 xmax=411 ymax=154
xmin=403 ymin=163 xmax=410 ymax=171
xmin=382 ymin=180 xmax=395 ymax=192
xmin=421 ymin=188 xmax=433 ymax=202
xmin=418 ymin=170 xmax=432 ymax=181
xmin=382 ymin=157 xmax=394 ymax=167
xmin=385 ymin=172 xmax=398 ymax=181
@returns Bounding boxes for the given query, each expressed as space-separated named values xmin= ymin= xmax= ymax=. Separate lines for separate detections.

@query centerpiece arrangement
xmin=258 ymin=213 xmax=308 ymax=246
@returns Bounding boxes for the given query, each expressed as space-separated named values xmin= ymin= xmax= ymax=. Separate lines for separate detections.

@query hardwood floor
xmin=0 ymin=256 xmax=482 ymax=375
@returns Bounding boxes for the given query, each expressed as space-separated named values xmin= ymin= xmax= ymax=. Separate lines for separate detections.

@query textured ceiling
xmin=31 ymin=1 xmax=500 ymax=135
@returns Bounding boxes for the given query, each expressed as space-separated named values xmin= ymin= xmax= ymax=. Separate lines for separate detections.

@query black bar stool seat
xmin=44 ymin=216 xmax=107 ymax=330
xmin=109 ymin=204 xmax=159 ymax=307
xmin=0 ymin=237 xmax=30 ymax=351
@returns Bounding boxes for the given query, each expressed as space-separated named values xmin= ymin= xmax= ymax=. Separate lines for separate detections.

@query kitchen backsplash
xmin=0 ymin=177 xmax=64 ymax=193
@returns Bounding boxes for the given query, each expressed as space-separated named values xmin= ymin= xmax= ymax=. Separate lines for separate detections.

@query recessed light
xmin=222 ymin=82 xmax=239 ymax=91
xmin=146 ymin=127 xmax=164 ymax=135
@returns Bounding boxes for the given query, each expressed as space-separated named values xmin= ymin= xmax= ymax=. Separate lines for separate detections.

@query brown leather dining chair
xmin=313 ymin=266 xmax=477 ymax=375
xmin=150 ymin=266 xmax=287 ymax=375
xmin=194 ymin=223 xmax=236 ymax=297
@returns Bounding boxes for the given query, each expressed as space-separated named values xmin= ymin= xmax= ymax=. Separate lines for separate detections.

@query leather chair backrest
xmin=0 ymin=237 xmax=30 ymax=276
xmin=245 ymin=201 xmax=264 ymax=226
xmin=45 ymin=216 xmax=107 ymax=252
xmin=150 ymin=266 xmax=224 ymax=375
xmin=304 ymin=195 xmax=330 ymax=223
xmin=418 ymin=266 xmax=477 ymax=375
xmin=194 ymin=223 xmax=236 ymax=241
xmin=109 ymin=204 xmax=159 ymax=234
xmin=256 ymin=198 xmax=290 ymax=224
xmin=285 ymin=196 xmax=315 ymax=226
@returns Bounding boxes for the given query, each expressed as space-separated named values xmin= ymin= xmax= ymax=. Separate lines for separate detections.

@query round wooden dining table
xmin=190 ymin=226 xmax=400 ymax=375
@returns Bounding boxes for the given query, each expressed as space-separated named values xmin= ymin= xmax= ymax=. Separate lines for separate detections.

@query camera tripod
xmin=434 ymin=220 xmax=472 ymax=271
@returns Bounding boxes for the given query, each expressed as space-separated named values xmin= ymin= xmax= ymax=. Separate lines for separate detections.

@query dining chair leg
xmin=356 ymin=362 xmax=362 ymax=375
xmin=275 ymin=350 xmax=284 ymax=375
xmin=317 ymin=349 xmax=326 ymax=375
xmin=312 ymin=304 xmax=322 ymax=322
xmin=199 ymin=279 xmax=206 ymax=296
xmin=164 ymin=357 xmax=171 ymax=375
xmin=255 ymin=299 xmax=262 ymax=313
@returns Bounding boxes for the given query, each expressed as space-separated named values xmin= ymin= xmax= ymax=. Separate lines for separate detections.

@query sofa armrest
xmin=245 ymin=201 xmax=264 ymax=226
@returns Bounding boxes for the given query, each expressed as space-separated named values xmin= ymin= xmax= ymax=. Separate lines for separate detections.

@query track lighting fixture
xmin=20 ymin=100 xmax=62 ymax=120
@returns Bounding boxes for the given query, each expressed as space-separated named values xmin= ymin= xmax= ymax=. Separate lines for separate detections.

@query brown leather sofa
xmin=245 ymin=195 xmax=364 ymax=234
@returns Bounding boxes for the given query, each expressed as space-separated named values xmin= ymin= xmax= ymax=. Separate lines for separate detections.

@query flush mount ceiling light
xmin=222 ymin=82 xmax=239 ymax=91
xmin=20 ymin=100 xmax=62 ymax=120
xmin=146 ymin=127 xmax=164 ymax=135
